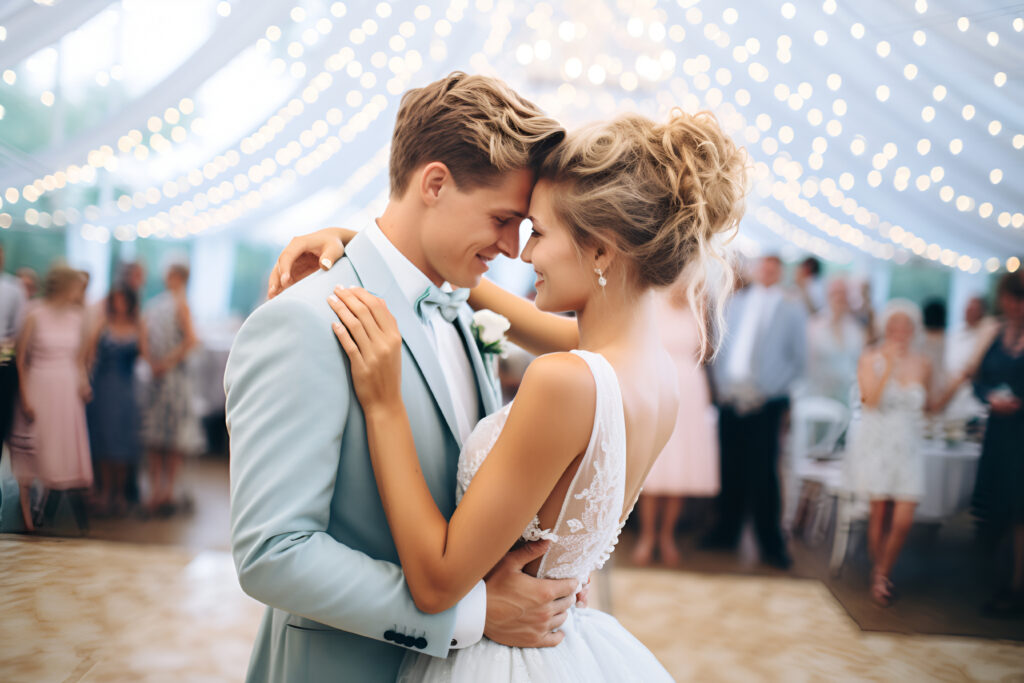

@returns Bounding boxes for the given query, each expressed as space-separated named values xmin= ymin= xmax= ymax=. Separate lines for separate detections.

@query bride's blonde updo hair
xmin=538 ymin=108 xmax=748 ymax=357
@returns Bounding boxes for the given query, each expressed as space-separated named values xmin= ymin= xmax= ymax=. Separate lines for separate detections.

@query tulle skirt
xmin=398 ymin=607 xmax=672 ymax=682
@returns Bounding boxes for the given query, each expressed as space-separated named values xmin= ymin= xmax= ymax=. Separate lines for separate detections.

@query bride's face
xmin=520 ymin=180 xmax=597 ymax=313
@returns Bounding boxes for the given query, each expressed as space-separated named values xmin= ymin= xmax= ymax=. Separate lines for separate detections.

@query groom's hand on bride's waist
xmin=483 ymin=540 xmax=578 ymax=648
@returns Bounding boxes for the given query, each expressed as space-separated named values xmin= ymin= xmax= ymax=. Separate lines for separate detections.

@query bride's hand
xmin=328 ymin=286 xmax=403 ymax=412
xmin=268 ymin=227 xmax=352 ymax=299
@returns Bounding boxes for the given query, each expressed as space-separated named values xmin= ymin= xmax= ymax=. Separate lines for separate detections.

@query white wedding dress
xmin=398 ymin=350 xmax=673 ymax=682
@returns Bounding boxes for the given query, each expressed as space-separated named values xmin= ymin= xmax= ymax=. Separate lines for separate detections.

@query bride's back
xmin=610 ymin=344 xmax=681 ymax=509
xmin=527 ymin=343 xmax=679 ymax=578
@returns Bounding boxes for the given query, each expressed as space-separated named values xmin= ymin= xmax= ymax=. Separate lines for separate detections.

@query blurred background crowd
xmin=2 ymin=245 xmax=1023 ymax=618
xmin=1 ymin=2 xmax=1022 ymax=676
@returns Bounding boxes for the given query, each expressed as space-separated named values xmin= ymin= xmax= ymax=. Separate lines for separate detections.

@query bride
xmin=273 ymin=109 xmax=745 ymax=681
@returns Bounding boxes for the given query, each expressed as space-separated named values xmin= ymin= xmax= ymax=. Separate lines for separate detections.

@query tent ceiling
xmin=0 ymin=0 xmax=1020 ymax=275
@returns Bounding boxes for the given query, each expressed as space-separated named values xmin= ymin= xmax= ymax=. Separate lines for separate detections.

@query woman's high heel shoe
xmin=871 ymin=571 xmax=895 ymax=607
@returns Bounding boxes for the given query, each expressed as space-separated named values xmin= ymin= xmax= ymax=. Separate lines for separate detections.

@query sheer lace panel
xmin=455 ymin=350 xmax=632 ymax=586
xmin=535 ymin=351 xmax=629 ymax=583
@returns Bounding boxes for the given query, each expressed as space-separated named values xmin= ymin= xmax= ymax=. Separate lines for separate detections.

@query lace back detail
xmin=536 ymin=350 xmax=629 ymax=583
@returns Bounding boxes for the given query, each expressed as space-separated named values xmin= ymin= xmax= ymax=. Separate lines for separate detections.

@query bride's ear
xmin=593 ymin=244 xmax=615 ymax=277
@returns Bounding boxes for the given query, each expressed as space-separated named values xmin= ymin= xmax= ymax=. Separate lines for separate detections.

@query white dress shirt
xmin=364 ymin=223 xmax=486 ymax=649
xmin=725 ymin=284 xmax=783 ymax=384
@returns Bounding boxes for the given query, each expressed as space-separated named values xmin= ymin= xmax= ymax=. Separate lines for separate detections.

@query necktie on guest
xmin=415 ymin=285 xmax=470 ymax=323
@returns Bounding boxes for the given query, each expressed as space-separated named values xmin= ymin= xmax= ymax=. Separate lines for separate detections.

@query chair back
xmin=791 ymin=396 xmax=850 ymax=466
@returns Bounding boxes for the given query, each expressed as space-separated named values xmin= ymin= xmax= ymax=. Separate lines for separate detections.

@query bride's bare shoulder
xmin=520 ymin=352 xmax=595 ymax=400
xmin=510 ymin=352 xmax=596 ymax=451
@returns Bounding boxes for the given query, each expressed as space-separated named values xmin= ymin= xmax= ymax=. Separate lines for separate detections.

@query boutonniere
xmin=471 ymin=310 xmax=510 ymax=360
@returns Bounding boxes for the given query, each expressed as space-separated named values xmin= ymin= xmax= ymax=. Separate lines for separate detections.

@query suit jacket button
xmin=384 ymin=630 xmax=396 ymax=642
xmin=450 ymin=639 xmax=458 ymax=647
xmin=415 ymin=637 xmax=427 ymax=649
xmin=400 ymin=634 xmax=413 ymax=647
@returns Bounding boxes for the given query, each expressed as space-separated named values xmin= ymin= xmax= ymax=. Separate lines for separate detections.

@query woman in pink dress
xmin=633 ymin=284 xmax=719 ymax=565
xmin=10 ymin=265 xmax=93 ymax=532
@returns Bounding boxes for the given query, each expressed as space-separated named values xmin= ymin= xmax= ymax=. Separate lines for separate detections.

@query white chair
xmin=828 ymin=487 xmax=862 ymax=576
xmin=788 ymin=396 xmax=849 ymax=546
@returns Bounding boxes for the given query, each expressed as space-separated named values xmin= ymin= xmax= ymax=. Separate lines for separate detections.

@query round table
xmin=828 ymin=439 xmax=982 ymax=573
xmin=916 ymin=439 xmax=981 ymax=520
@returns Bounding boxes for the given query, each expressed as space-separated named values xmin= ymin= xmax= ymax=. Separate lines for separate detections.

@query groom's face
xmin=421 ymin=167 xmax=534 ymax=288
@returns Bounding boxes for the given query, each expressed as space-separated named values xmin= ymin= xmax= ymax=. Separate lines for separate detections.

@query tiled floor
xmin=0 ymin=536 xmax=262 ymax=682
xmin=2 ymin=535 xmax=1022 ymax=682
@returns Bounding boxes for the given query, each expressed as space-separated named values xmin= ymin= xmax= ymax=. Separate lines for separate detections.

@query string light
xmin=2 ymin=7 xmax=319 ymax=210
xmin=674 ymin=10 xmax=1002 ymax=271
xmin=87 ymin=2 xmax=461 ymax=242
xmin=9 ymin=0 xmax=1015 ymax=272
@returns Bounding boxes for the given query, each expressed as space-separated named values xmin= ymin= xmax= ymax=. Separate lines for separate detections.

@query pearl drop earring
xmin=595 ymin=267 xmax=607 ymax=288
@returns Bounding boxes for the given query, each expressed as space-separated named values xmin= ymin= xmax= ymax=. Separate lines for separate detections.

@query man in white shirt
xmin=707 ymin=255 xmax=808 ymax=569
xmin=225 ymin=73 xmax=572 ymax=683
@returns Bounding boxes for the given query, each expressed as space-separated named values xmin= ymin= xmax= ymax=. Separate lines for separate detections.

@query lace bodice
xmin=874 ymin=380 xmax=926 ymax=414
xmin=455 ymin=350 xmax=635 ymax=586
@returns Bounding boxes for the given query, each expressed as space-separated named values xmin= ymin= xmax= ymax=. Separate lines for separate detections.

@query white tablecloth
xmin=917 ymin=440 xmax=981 ymax=519
xmin=835 ymin=440 xmax=981 ymax=521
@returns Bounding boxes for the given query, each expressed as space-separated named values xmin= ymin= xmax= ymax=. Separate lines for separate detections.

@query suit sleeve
xmin=225 ymin=295 xmax=458 ymax=657
xmin=784 ymin=302 xmax=809 ymax=390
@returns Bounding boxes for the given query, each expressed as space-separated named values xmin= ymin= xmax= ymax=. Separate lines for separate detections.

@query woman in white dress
xmin=848 ymin=300 xmax=962 ymax=606
xmin=281 ymin=110 xmax=746 ymax=680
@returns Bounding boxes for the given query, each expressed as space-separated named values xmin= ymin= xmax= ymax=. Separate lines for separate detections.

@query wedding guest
xmin=971 ymin=272 xmax=1024 ymax=615
xmin=704 ymin=254 xmax=807 ymax=569
xmin=922 ymin=299 xmax=948 ymax=405
xmin=8 ymin=266 xmax=92 ymax=532
xmin=118 ymin=261 xmax=146 ymax=295
xmin=16 ymin=267 xmax=38 ymax=300
xmin=141 ymin=264 xmax=199 ymax=512
xmin=847 ymin=300 xmax=962 ymax=606
xmin=805 ymin=277 xmax=865 ymax=405
xmin=74 ymin=270 xmax=90 ymax=305
xmin=794 ymin=256 xmax=825 ymax=314
xmin=0 ymin=245 xmax=27 ymax=453
xmin=86 ymin=284 xmax=149 ymax=514
xmin=634 ymin=280 xmax=719 ymax=566
xmin=944 ymin=296 xmax=1000 ymax=418
xmin=113 ymin=260 xmax=147 ymax=504
xmin=852 ymin=279 xmax=878 ymax=345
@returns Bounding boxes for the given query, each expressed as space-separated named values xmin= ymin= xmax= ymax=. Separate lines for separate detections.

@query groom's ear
xmin=419 ymin=162 xmax=452 ymax=207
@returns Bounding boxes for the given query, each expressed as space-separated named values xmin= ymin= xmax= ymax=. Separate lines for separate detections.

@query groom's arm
xmin=226 ymin=292 xmax=462 ymax=658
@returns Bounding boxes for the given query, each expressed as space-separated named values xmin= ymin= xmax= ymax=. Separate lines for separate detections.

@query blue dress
xmin=972 ymin=328 xmax=1024 ymax=528
xmin=87 ymin=331 xmax=141 ymax=465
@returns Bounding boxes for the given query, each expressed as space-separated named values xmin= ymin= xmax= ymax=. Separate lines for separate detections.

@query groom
xmin=225 ymin=73 xmax=572 ymax=682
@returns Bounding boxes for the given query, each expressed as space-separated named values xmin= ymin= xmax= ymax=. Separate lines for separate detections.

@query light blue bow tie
xmin=415 ymin=285 xmax=470 ymax=323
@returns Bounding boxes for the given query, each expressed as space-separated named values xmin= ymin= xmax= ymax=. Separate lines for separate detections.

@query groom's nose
xmin=495 ymin=221 xmax=521 ymax=259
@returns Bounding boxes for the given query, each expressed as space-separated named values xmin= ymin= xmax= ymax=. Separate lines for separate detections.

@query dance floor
xmin=1 ymin=536 xmax=1021 ymax=682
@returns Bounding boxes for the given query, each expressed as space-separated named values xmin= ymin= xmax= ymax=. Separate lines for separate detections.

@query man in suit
xmin=225 ymin=73 xmax=574 ymax=682
xmin=705 ymin=255 xmax=808 ymax=569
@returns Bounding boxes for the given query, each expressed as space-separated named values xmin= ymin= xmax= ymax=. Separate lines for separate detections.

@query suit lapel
xmin=455 ymin=306 xmax=501 ymax=417
xmin=345 ymin=233 xmax=463 ymax=446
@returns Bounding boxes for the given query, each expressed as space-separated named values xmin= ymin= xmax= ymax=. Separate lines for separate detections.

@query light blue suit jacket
xmin=225 ymin=231 xmax=502 ymax=683
xmin=712 ymin=286 xmax=808 ymax=402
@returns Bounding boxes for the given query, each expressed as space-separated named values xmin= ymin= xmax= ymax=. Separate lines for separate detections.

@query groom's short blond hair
xmin=389 ymin=72 xmax=564 ymax=197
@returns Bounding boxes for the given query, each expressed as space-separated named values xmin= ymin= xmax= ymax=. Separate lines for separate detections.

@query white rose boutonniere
xmin=471 ymin=309 xmax=511 ymax=359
